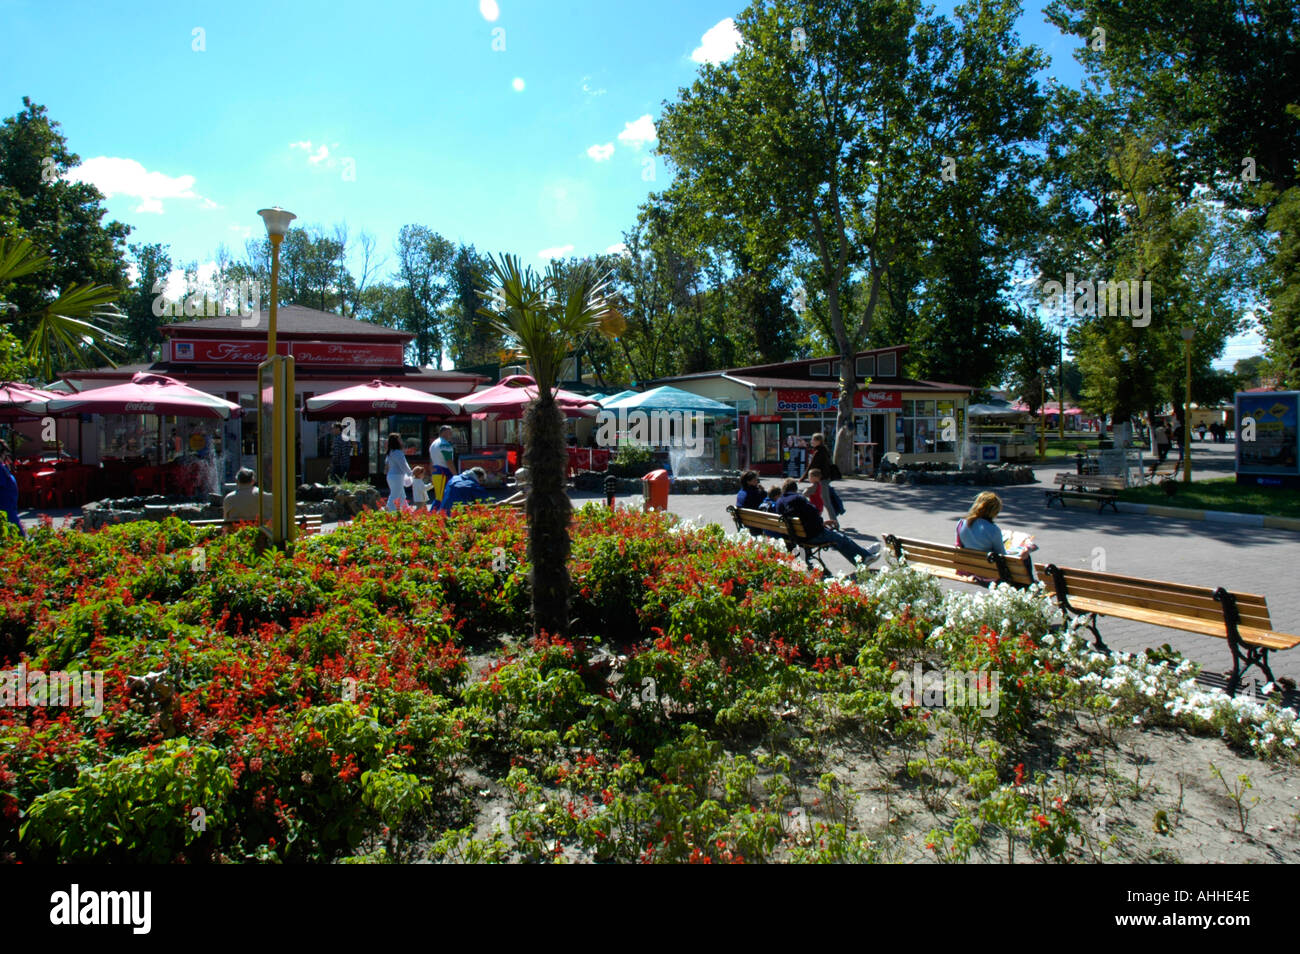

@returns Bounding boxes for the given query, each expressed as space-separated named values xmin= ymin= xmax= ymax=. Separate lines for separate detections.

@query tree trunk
xmin=834 ymin=358 xmax=856 ymax=475
xmin=523 ymin=397 xmax=571 ymax=638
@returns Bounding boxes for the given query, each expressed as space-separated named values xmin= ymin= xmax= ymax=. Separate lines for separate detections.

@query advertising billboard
xmin=1235 ymin=391 xmax=1299 ymax=488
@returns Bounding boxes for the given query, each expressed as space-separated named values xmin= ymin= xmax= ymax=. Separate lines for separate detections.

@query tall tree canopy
xmin=654 ymin=0 xmax=1048 ymax=465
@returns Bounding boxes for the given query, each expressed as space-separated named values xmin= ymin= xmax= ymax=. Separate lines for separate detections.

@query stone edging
xmin=1114 ymin=501 xmax=1300 ymax=532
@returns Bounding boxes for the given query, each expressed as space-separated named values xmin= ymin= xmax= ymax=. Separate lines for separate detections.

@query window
xmin=878 ymin=352 xmax=898 ymax=377
xmin=896 ymin=397 xmax=957 ymax=454
xmin=856 ymin=355 xmax=876 ymax=377
xmin=810 ymin=361 xmax=831 ymax=376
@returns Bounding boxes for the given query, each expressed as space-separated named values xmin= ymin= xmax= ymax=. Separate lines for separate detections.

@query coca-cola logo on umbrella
xmin=123 ymin=402 xmax=156 ymax=412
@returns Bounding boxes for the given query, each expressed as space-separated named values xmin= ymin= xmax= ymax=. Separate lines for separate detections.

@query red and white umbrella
xmin=459 ymin=374 xmax=600 ymax=420
xmin=0 ymin=381 xmax=64 ymax=419
xmin=44 ymin=372 xmax=240 ymax=419
xmin=303 ymin=379 xmax=461 ymax=418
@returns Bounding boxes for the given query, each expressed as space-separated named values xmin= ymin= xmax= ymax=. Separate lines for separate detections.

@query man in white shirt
xmin=223 ymin=467 xmax=271 ymax=524
xmin=429 ymin=426 xmax=457 ymax=481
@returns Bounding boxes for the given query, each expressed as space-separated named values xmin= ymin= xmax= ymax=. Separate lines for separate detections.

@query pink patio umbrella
xmin=459 ymin=374 xmax=600 ymax=420
xmin=303 ymin=379 xmax=462 ymax=418
xmin=305 ymin=379 xmax=462 ymax=477
xmin=0 ymin=381 xmax=63 ymax=419
xmin=44 ymin=372 xmax=240 ymax=419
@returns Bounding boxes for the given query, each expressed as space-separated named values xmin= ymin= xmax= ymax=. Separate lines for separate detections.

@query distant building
xmin=54 ymin=305 xmax=487 ymax=481
xmin=647 ymin=345 xmax=971 ymax=474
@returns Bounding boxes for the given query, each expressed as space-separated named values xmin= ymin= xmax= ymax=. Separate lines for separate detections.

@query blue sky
xmin=0 ymin=0 xmax=1261 ymax=368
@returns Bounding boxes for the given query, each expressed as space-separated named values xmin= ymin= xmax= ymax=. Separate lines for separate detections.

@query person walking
xmin=802 ymin=432 xmax=847 ymax=524
xmin=1155 ymin=420 xmax=1171 ymax=462
xmin=384 ymin=432 xmax=413 ymax=512
xmin=330 ymin=422 xmax=352 ymax=482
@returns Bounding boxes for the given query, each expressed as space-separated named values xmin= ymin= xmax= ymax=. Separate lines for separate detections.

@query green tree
xmin=478 ymin=254 xmax=614 ymax=639
xmin=443 ymin=244 xmax=501 ymax=367
xmin=395 ymin=226 xmax=456 ymax=366
xmin=1005 ymin=308 xmax=1058 ymax=415
xmin=655 ymin=0 xmax=1047 ymax=471
xmin=1044 ymin=0 xmax=1300 ymax=389
xmin=0 ymin=98 xmax=130 ymax=324
xmin=120 ymin=242 xmax=173 ymax=361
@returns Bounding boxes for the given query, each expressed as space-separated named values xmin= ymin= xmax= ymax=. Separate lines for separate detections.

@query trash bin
xmin=641 ymin=469 xmax=670 ymax=512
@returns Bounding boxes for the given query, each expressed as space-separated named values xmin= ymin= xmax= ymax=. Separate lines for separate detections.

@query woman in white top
xmin=384 ymin=432 xmax=413 ymax=511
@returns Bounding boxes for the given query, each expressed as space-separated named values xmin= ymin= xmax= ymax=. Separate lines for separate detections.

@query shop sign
xmin=775 ymin=389 xmax=902 ymax=412
xmin=171 ymin=338 xmax=405 ymax=366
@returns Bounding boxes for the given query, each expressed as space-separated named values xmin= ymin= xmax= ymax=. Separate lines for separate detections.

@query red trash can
xmin=641 ymin=469 xmax=670 ymax=512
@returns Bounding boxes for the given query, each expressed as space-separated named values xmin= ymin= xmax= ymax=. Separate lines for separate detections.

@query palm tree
xmin=478 ymin=254 xmax=615 ymax=638
xmin=0 ymin=237 xmax=126 ymax=381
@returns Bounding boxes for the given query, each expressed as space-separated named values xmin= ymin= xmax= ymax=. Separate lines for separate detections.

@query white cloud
xmin=512 ymin=77 xmax=525 ymax=92
xmin=581 ymin=76 xmax=606 ymax=97
xmin=291 ymin=140 xmax=334 ymax=165
xmin=605 ymin=242 xmax=629 ymax=257
xmin=586 ymin=143 xmax=615 ymax=162
xmin=480 ymin=0 xmax=499 ymax=22
xmin=538 ymin=244 xmax=575 ymax=260
xmin=66 ymin=157 xmax=208 ymax=215
xmin=691 ymin=18 xmax=741 ymax=64
xmin=617 ymin=115 xmax=657 ymax=150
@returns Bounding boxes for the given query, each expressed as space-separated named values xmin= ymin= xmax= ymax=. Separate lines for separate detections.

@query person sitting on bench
xmin=957 ymin=491 xmax=1035 ymax=558
xmin=736 ymin=470 xmax=766 ymax=535
xmin=223 ymin=467 xmax=271 ymax=525
xmin=498 ymin=467 xmax=530 ymax=508
xmin=775 ymin=478 xmax=879 ymax=570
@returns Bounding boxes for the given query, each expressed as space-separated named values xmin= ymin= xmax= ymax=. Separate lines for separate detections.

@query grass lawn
xmin=1118 ymin=476 xmax=1300 ymax=519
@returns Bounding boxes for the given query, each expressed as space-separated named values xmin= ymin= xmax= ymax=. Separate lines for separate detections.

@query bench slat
xmin=1237 ymin=626 xmax=1300 ymax=651
xmin=1065 ymin=598 xmax=1294 ymax=650
xmin=1052 ymin=567 xmax=1272 ymax=626
xmin=887 ymin=536 xmax=1036 ymax=587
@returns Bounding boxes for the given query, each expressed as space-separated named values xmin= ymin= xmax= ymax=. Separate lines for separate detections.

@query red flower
xmin=1014 ymin=763 xmax=1025 ymax=786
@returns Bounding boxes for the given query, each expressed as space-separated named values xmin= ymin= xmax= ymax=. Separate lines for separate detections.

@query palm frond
xmin=0 ymin=237 xmax=51 ymax=286
xmin=26 ymin=282 xmax=126 ymax=380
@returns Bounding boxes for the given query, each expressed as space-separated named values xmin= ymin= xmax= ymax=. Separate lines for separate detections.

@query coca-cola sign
xmin=170 ymin=338 xmax=404 ymax=366
xmin=123 ymin=402 xmax=156 ymax=412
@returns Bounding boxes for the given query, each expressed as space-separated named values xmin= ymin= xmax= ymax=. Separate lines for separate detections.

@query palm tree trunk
xmin=523 ymin=396 xmax=571 ymax=638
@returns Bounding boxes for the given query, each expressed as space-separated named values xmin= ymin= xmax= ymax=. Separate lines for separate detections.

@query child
xmin=411 ymin=465 xmax=431 ymax=510
xmin=805 ymin=468 xmax=837 ymax=527
xmin=757 ymin=485 xmax=783 ymax=540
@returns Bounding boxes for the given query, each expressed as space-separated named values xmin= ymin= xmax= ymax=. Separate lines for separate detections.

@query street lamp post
xmin=1058 ymin=333 xmax=1065 ymax=441
xmin=1038 ymin=367 xmax=1047 ymax=459
xmin=257 ymin=206 xmax=297 ymax=545
xmin=1181 ymin=327 xmax=1194 ymax=484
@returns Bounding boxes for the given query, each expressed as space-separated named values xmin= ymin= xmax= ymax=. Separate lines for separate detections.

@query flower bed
xmin=0 ymin=508 xmax=1295 ymax=864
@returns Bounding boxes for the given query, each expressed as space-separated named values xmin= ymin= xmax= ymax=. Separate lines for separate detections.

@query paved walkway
xmin=589 ymin=442 xmax=1300 ymax=684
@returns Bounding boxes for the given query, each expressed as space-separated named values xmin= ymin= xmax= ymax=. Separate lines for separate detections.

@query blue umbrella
xmin=598 ymin=388 xmax=641 ymax=406
xmin=600 ymin=385 xmax=736 ymax=416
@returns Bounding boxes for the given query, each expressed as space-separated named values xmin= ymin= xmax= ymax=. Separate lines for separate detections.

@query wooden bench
xmin=728 ymin=505 xmax=839 ymax=575
xmin=1040 ymin=563 xmax=1300 ymax=696
xmin=1045 ymin=473 xmax=1125 ymax=513
xmin=1143 ymin=458 xmax=1180 ymax=487
xmin=881 ymin=535 xmax=1038 ymax=589
xmin=189 ymin=513 xmax=324 ymax=536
